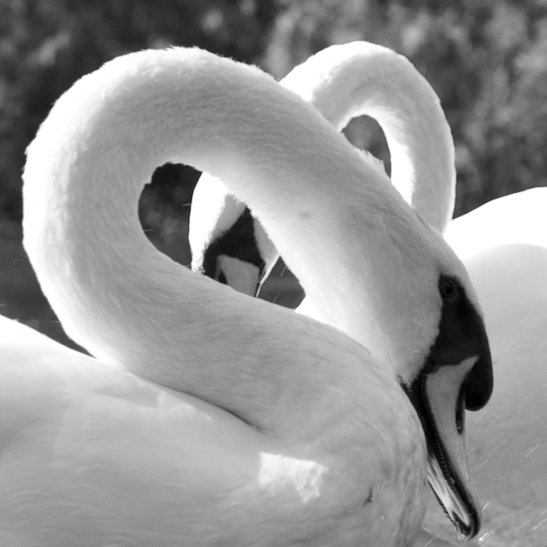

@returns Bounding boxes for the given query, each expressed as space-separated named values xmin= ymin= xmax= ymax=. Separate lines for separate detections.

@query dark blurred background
xmin=1 ymin=0 xmax=546 ymax=350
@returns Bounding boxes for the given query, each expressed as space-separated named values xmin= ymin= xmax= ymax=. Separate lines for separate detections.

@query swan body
xmin=189 ymin=41 xmax=456 ymax=297
xmin=445 ymin=187 xmax=547 ymax=259
xmin=462 ymin=246 xmax=547 ymax=547
xmin=10 ymin=47 xmax=492 ymax=544
xmin=188 ymin=43 xmax=545 ymax=545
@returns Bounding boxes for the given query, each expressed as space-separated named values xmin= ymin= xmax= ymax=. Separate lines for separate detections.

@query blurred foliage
xmin=1 ymin=0 xmax=547 ymax=345
xmin=265 ymin=0 xmax=547 ymax=213
xmin=0 ymin=0 xmax=278 ymax=221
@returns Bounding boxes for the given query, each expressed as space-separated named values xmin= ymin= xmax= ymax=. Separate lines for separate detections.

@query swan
xmin=1 ymin=47 xmax=493 ymax=545
xmin=188 ymin=43 xmax=546 ymax=545
xmin=189 ymin=41 xmax=456 ymax=299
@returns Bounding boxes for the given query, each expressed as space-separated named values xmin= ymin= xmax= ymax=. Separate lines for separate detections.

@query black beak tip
xmin=464 ymin=351 xmax=493 ymax=411
xmin=454 ymin=511 xmax=480 ymax=541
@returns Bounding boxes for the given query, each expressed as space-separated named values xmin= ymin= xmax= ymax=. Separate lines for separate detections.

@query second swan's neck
xmin=283 ymin=41 xmax=456 ymax=233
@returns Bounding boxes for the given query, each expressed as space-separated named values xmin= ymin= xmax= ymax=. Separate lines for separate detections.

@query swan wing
xmin=1 ymin=317 xmax=287 ymax=545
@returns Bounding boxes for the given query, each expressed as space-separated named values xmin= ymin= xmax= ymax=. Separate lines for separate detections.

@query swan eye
xmin=439 ymin=278 xmax=458 ymax=302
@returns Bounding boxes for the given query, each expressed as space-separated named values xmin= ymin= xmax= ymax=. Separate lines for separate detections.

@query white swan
xmin=188 ymin=43 xmax=546 ymax=545
xmin=0 ymin=47 xmax=492 ymax=545
xmin=189 ymin=41 xmax=456 ymax=299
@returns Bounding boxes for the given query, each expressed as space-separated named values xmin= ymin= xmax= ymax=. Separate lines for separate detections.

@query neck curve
xmin=282 ymin=41 xmax=455 ymax=233
xmin=188 ymin=43 xmax=458 ymax=372
xmin=23 ymin=47 xmax=422 ymax=434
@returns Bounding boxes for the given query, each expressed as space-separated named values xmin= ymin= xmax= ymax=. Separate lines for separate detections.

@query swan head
xmin=381 ymin=216 xmax=492 ymax=541
xmin=189 ymin=174 xmax=276 ymax=295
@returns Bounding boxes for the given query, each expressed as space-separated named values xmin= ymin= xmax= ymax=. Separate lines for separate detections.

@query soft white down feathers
xmin=0 ymin=47 xmax=489 ymax=546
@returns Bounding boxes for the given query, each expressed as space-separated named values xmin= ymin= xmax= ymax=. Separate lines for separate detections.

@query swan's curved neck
xmin=283 ymin=42 xmax=455 ymax=233
xmin=23 ymin=48 xmax=422 ymax=431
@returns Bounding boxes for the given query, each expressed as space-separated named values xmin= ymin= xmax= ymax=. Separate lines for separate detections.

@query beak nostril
xmin=456 ymin=388 xmax=465 ymax=435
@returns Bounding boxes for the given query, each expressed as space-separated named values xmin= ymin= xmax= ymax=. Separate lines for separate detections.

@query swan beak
xmin=198 ymin=208 xmax=265 ymax=296
xmin=401 ymin=277 xmax=494 ymax=539
xmin=406 ymin=330 xmax=492 ymax=540
xmin=215 ymin=255 xmax=262 ymax=296
xmin=404 ymin=358 xmax=481 ymax=540
xmin=420 ymin=358 xmax=480 ymax=540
